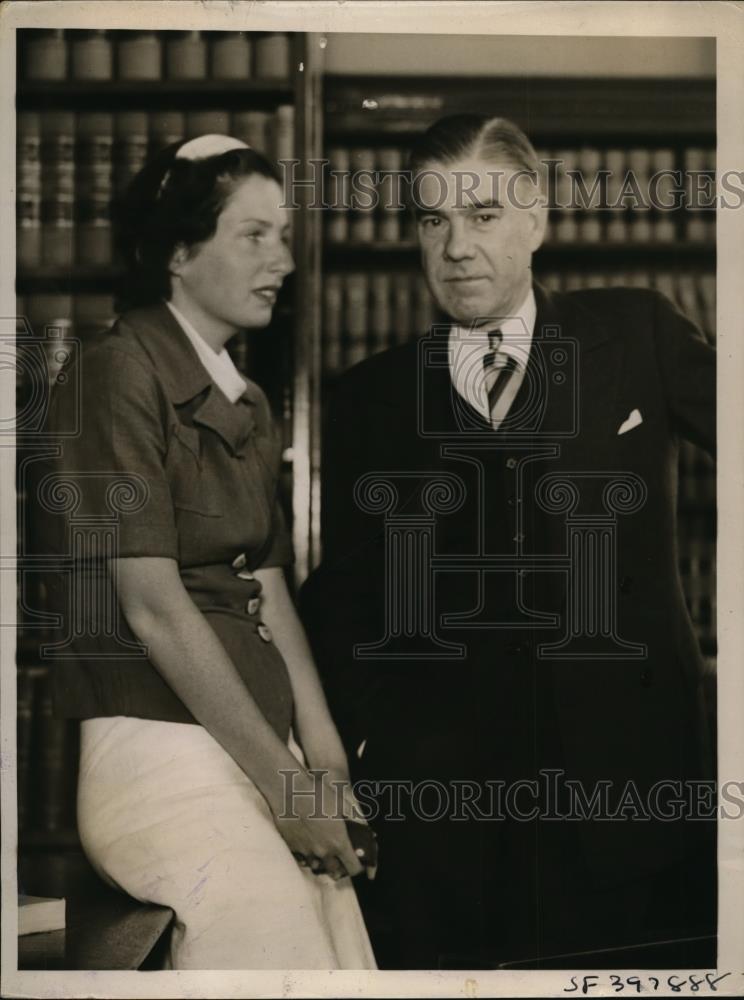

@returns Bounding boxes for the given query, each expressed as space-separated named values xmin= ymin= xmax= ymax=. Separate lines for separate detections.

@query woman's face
xmin=170 ymin=173 xmax=295 ymax=339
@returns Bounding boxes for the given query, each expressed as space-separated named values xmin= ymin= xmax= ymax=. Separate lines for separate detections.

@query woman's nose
xmin=271 ymin=241 xmax=295 ymax=277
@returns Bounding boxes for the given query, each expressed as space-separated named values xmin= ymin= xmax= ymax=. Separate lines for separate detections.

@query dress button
xmin=257 ymin=623 xmax=272 ymax=643
xmin=232 ymin=552 xmax=247 ymax=569
xmin=506 ymin=457 xmax=517 ymax=469
xmin=246 ymin=597 xmax=261 ymax=615
xmin=236 ymin=568 xmax=255 ymax=581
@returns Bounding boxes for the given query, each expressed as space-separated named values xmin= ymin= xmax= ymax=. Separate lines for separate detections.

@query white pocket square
xmin=617 ymin=408 xmax=643 ymax=435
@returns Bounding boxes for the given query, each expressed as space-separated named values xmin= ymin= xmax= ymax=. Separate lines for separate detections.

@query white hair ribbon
xmin=158 ymin=134 xmax=251 ymax=196
xmin=175 ymin=134 xmax=250 ymax=161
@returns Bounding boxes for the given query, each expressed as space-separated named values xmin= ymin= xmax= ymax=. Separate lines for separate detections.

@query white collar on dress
xmin=447 ymin=287 xmax=537 ymax=419
xmin=165 ymin=300 xmax=248 ymax=404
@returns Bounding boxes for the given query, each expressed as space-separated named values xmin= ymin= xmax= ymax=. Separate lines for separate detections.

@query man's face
xmin=415 ymin=153 xmax=547 ymax=326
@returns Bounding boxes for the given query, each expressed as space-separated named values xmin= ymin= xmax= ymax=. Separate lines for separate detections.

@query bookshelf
xmin=15 ymin=51 xmax=717 ymax=853
xmin=15 ymin=28 xmax=325 ymax=852
xmin=318 ymin=73 xmax=717 ymax=672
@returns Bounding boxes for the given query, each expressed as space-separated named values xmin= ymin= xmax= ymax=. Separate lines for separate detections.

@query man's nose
xmin=443 ymin=220 xmax=474 ymax=261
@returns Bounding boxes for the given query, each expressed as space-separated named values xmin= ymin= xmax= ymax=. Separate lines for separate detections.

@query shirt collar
xmin=448 ymin=286 xmax=537 ymax=371
xmin=165 ymin=300 xmax=249 ymax=404
xmin=447 ymin=287 xmax=536 ymax=420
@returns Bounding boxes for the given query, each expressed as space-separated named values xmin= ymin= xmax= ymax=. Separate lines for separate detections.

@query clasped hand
xmin=272 ymin=767 xmax=373 ymax=880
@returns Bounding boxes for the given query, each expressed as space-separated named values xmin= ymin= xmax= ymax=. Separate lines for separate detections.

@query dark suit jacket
xmin=301 ymin=284 xmax=716 ymax=890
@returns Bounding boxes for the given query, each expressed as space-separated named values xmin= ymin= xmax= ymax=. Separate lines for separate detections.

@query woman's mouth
xmin=253 ymin=287 xmax=279 ymax=305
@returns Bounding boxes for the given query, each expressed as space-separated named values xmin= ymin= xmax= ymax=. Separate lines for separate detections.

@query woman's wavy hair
xmin=113 ymin=142 xmax=281 ymax=312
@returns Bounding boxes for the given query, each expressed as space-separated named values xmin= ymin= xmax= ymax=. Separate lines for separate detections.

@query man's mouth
xmin=445 ymin=276 xmax=489 ymax=286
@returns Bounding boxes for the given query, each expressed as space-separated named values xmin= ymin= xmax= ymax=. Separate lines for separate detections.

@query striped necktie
xmin=483 ymin=329 xmax=520 ymax=429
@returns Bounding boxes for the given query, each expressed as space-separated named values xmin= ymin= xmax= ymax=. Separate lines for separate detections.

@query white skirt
xmin=77 ymin=716 xmax=377 ymax=970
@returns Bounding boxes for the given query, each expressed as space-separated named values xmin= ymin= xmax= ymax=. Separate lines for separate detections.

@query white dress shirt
xmin=165 ymin=300 xmax=248 ymax=404
xmin=447 ymin=287 xmax=537 ymax=421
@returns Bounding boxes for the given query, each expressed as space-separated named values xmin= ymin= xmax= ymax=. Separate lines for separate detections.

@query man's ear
xmin=527 ymin=196 xmax=549 ymax=253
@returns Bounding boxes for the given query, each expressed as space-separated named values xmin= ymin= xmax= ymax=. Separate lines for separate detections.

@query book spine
xmin=17 ymin=112 xmax=42 ymax=269
xmin=41 ymin=112 xmax=76 ymax=268
xmin=553 ymin=149 xmax=579 ymax=243
xmin=210 ymin=32 xmax=252 ymax=80
xmin=114 ymin=111 xmax=149 ymax=197
xmin=253 ymin=32 xmax=290 ymax=79
xmin=627 ymin=149 xmax=653 ymax=242
xmin=76 ymin=112 xmax=114 ymax=267
xmin=116 ymin=31 xmax=163 ymax=81
xmin=165 ymin=31 xmax=208 ymax=81
xmin=651 ymin=149 xmax=677 ymax=242
xmin=70 ymin=30 xmax=113 ymax=82
xmin=349 ymin=149 xmax=376 ymax=243
xmin=344 ymin=273 xmax=369 ymax=367
xmin=577 ymin=147 xmax=602 ymax=243
xmin=148 ymin=110 xmax=185 ymax=158
xmin=272 ymin=105 xmax=295 ymax=166
xmin=323 ymin=274 xmax=343 ymax=376
xmin=185 ymin=109 xmax=231 ymax=139
xmin=231 ymin=111 xmax=270 ymax=155
xmin=369 ymin=272 xmax=391 ymax=355
xmin=326 ymin=147 xmax=350 ymax=244
xmin=377 ymin=147 xmax=405 ymax=243
xmin=24 ymin=29 xmax=68 ymax=81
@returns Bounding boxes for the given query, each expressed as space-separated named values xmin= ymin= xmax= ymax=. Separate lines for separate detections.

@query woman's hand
xmin=271 ymin=767 xmax=365 ymax=880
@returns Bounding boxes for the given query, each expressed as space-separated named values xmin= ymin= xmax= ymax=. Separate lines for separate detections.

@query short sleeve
xmin=48 ymin=341 xmax=179 ymax=559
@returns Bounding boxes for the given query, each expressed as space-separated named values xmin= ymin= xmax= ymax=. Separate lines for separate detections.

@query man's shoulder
xmin=334 ymin=339 xmax=421 ymax=393
xmin=549 ymin=285 xmax=671 ymax=341
xmin=559 ymin=284 xmax=661 ymax=316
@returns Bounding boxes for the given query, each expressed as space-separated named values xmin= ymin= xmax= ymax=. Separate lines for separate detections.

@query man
xmin=301 ymin=115 xmax=716 ymax=969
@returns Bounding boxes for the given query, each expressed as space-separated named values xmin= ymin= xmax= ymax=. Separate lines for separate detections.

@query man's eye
xmin=475 ymin=213 xmax=498 ymax=224
xmin=419 ymin=216 xmax=442 ymax=228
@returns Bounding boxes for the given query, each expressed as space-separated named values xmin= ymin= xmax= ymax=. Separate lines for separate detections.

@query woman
xmin=42 ymin=135 xmax=376 ymax=969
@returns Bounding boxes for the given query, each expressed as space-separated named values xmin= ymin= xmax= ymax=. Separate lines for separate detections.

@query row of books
xmin=21 ymin=29 xmax=292 ymax=82
xmin=325 ymin=211 xmax=716 ymax=247
xmin=16 ymin=265 xmax=715 ymax=389
xmin=320 ymin=267 xmax=716 ymax=375
xmin=538 ymin=268 xmax=716 ymax=342
xmin=17 ymin=107 xmax=295 ymax=269
xmin=322 ymin=271 xmax=437 ymax=375
xmin=17 ymin=667 xmax=79 ymax=836
xmin=323 ymin=145 xmax=716 ymax=246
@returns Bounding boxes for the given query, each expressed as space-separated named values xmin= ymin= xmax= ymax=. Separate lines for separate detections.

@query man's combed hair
xmin=408 ymin=113 xmax=544 ymax=195
xmin=113 ymin=143 xmax=280 ymax=312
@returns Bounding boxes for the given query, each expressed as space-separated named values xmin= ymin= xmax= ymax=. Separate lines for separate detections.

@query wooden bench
xmin=18 ymin=850 xmax=173 ymax=971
